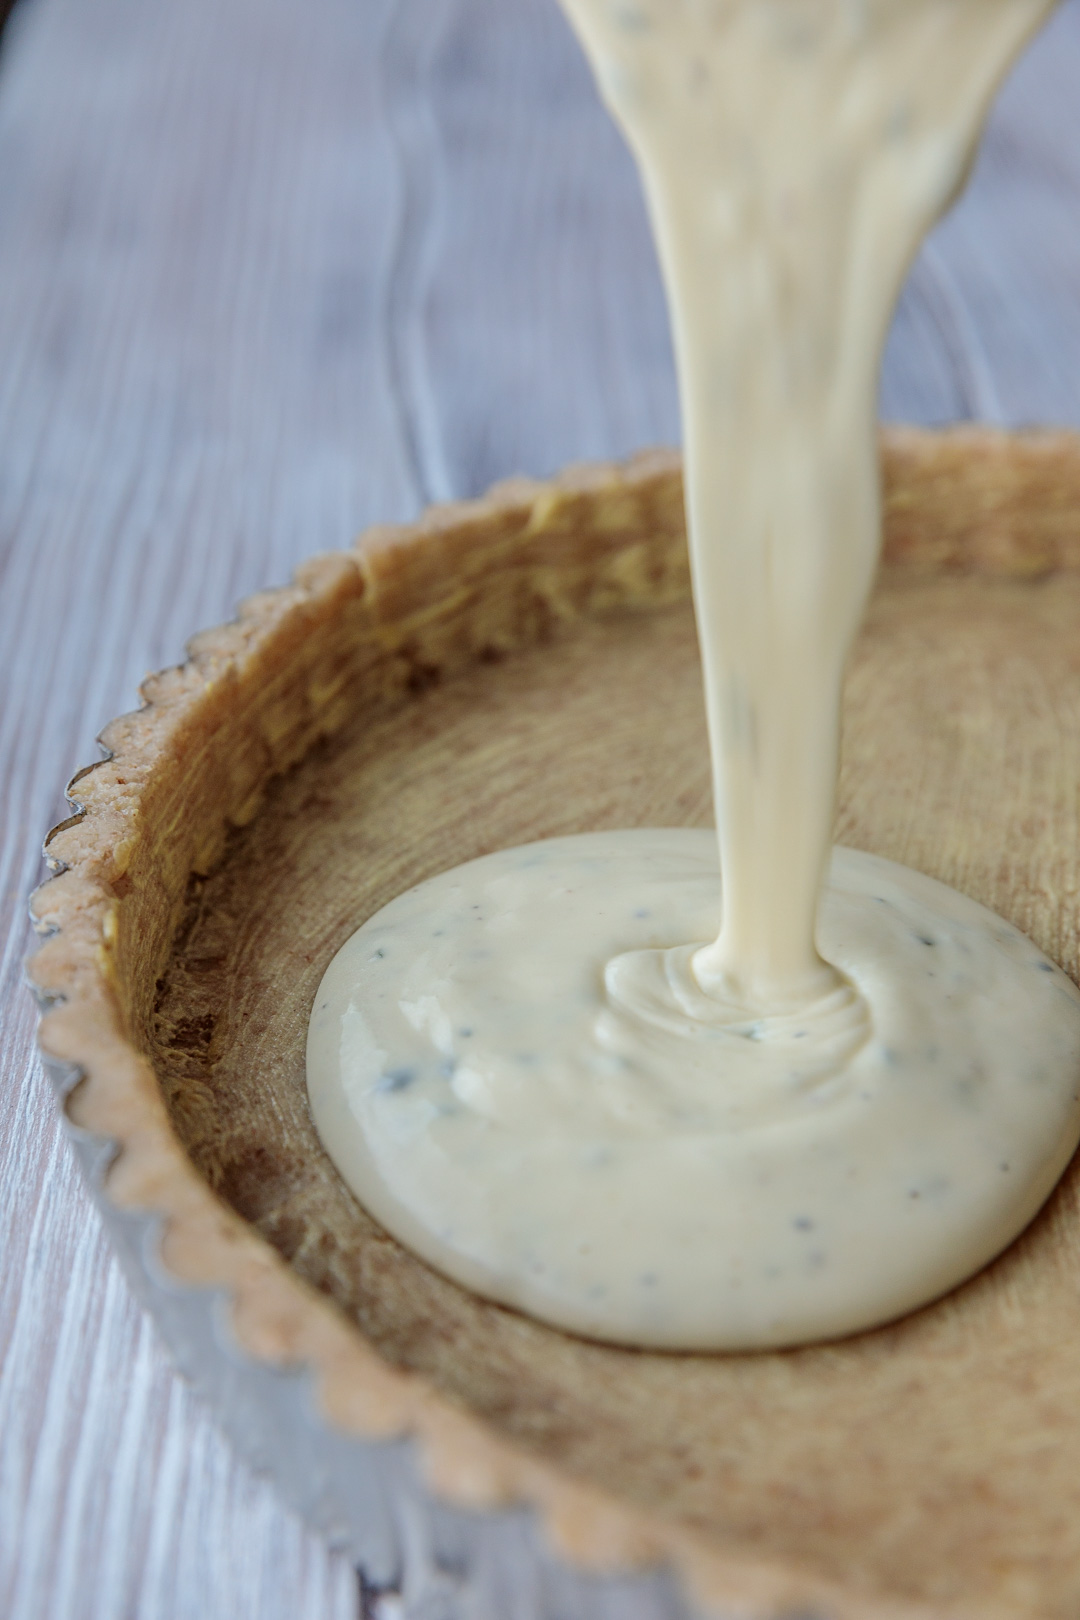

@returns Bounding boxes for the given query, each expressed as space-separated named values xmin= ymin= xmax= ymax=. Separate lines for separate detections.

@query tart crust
xmin=29 ymin=427 xmax=1080 ymax=1620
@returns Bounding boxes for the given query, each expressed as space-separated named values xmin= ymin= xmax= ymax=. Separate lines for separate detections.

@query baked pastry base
xmin=31 ymin=429 xmax=1080 ymax=1620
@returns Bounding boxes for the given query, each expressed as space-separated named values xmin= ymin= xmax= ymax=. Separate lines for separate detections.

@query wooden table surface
xmin=3 ymin=1 xmax=1080 ymax=1616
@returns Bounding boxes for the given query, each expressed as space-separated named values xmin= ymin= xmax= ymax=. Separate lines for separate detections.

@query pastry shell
xmin=28 ymin=427 xmax=1080 ymax=1620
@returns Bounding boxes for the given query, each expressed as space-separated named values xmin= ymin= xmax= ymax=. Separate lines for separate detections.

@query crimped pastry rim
xmin=27 ymin=427 xmax=1080 ymax=1620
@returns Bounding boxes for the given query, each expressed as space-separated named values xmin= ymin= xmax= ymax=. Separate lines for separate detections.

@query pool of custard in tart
xmin=306 ymin=0 xmax=1080 ymax=1351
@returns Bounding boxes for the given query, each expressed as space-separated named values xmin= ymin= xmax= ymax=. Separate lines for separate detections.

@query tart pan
xmin=29 ymin=429 xmax=1080 ymax=1620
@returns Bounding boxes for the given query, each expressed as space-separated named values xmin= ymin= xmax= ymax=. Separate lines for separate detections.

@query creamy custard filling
xmin=566 ymin=0 xmax=1057 ymax=1019
xmin=307 ymin=834 xmax=1080 ymax=1349
xmin=306 ymin=0 xmax=1080 ymax=1350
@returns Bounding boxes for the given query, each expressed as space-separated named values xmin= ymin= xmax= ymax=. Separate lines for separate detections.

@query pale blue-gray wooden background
xmin=3 ymin=1 xmax=1080 ymax=1615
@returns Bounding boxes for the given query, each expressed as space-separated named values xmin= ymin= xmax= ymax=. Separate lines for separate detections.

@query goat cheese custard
xmin=307 ymin=0 xmax=1080 ymax=1350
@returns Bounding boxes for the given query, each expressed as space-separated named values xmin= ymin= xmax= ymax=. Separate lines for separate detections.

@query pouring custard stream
xmin=306 ymin=0 xmax=1080 ymax=1350
xmin=576 ymin=0 xmax=1053 ymax=1022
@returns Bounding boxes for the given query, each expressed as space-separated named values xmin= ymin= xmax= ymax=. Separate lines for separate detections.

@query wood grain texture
xmin=4 ymin=0 xmax=1080 ymax=1615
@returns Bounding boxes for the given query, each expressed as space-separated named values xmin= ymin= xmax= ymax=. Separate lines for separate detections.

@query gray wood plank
xmin=0 ymin=0 xmax=418 ymax=1614
xmin=3 ymin=0 xmax=1080 ymax=1615
xmin=884 ymin=0 xmax=1080 ymax=425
